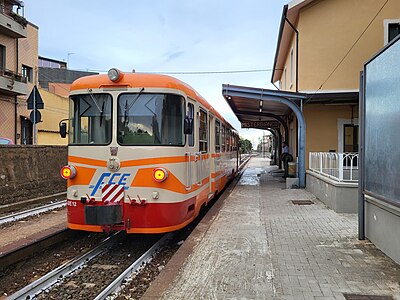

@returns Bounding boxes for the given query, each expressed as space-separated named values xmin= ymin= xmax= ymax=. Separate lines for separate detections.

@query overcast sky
xmin=26 ymin=0 xmax=288 ymax=147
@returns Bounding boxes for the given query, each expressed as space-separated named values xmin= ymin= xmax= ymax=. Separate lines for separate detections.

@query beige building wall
xmin=0 ymin=20 xmax=38 ymax=143
xmin=48 ymin=83 xmax=71 ymax=98
xmin=16 ymin=23 xmax=39 ymax=144
xmin=36 ymin=88 xmax=68 ymax=145
xmin=0 ymin=16 xmax=18 ymax=139
xmin=0 ymin=34 xmax=16 ymax=71
xmin=276 ymin=0 xmax=400 ymax=167
xmin=297 ymin=0 xmax=400 ymax=91
xmin=0 ymin=98 xmax=15 ymax=138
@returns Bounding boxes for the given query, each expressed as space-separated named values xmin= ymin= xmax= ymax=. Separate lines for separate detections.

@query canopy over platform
xmin=222 ymin=84 xmax=359 ymax=189
xmin=222 ymin=84 xmax=307 ymax=188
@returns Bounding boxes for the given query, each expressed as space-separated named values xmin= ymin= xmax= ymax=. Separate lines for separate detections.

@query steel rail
xmin=94 ymin=233 xmax=173 ymax=300
xmin=7 ymin=231 xmax=122 ymax=300
xmin=0 ymin=200 xmax=67 ymax=225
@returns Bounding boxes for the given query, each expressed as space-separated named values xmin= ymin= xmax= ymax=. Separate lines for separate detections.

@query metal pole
xmin=33 ymin=87 xmax=36 ymax=145
xmin=358 ymin=70 xmax=365 ymax=240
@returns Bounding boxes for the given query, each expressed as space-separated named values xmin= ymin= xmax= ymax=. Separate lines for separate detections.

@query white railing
xmin=309 ymin=152 xmax=359 ymax=182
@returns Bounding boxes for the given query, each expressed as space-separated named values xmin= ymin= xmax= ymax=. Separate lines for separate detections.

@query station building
xmin=224 ymin=0 xmax=400 ymax=192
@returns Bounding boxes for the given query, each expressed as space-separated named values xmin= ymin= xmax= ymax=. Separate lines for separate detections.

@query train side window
xmin=199 ymin=109 xmax=208 ymax=152
xmin=226 ymin=129 xmax=230 ymax=152
xmin=221 ymin=125 xmax=225 ymax=152
xmin=215 ymin=119 xmax=221 ymax=153
xmin=188 ymin=103 xmax=194 ymax=147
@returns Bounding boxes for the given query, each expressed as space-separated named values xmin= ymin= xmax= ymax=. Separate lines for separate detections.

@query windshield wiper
xmin=87 ymin=89 xmax=102 ymax=113
xmin=127 ymin=87 xmax=145 ymax=111
xmin=100 ymin=101 xmax=105 ymax=126
xmin=124 ymin=99 xmax=128 ymax=125
xmin=124 ymin=88 xmax=145 ymax=126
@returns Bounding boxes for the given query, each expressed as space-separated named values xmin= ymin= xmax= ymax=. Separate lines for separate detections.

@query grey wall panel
xmin=364 ymin=40 xmax=400 ymax=204
xmin=39 ymin=68 xmax=98 ymax=89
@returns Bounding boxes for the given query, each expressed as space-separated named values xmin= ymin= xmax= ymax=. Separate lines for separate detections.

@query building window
xmin=389 ymin=23 xmax=400 ymax=43
xmin=199 ymin=109 xmax=208 ymax=152
xmin=290 ymin=48 xmax=294 ymax=89
xmin=0 ymin=45 xmax=5 ymax=72
xmin=22 ymin=65 xmax=33 ymax=82
xmin=384 ymin=20 xmax=400 ymax=45
xmin=283 ymin=68 xmax=287 ymax=90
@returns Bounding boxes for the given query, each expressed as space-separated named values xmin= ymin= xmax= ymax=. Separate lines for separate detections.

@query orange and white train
xmin=60 ymin=69 xmax=238 ymax=234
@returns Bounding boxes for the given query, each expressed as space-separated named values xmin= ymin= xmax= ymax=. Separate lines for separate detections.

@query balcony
xmin=0 ymin=6 xmax=27 ymax=38
xmin=0 ymin=69 xmax=27 ymax=95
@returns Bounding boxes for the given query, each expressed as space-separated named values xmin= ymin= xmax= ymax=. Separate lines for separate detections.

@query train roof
xmin=70 ymin=72 xmax=236 ymax=131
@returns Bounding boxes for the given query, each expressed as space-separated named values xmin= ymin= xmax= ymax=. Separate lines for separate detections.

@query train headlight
xmin=153 ymin=168 xmax=168 ymax=183
xmin=108 ymin=68 xmax=122 ymax=82
xmin=61 ymin=165 xmax=77 ymax=179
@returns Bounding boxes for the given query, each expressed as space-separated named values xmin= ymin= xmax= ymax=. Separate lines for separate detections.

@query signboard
xmin=27 ymin=85 xmax=44 ymax=109
xmin=241 ymin=121 xmax=280 ymax=129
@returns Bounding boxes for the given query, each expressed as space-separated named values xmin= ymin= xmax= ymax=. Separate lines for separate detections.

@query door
xmin=21 ymin=117 xmax=32 ymax=145
xmin=185 ymin=101 xmax=195 ymax=189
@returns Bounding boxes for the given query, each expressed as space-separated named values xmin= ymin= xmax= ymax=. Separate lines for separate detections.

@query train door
xmin=186 ymin=101 xmax=196 ymax=190
xmin=197 ymin=108 xmax=208 ymax=187
xmin=214 ymin=119 xmax=222 ymax=193
xmin=208 ymin=113 xmax=215 ymax=198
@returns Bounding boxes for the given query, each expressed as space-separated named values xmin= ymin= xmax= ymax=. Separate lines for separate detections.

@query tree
xmin=239 ymin=137 xmax=252 ymax=153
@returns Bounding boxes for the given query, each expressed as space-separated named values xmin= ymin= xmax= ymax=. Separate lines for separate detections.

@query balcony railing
xmin=309 ymin=152 xmax=359 ymax=183
xmin=0 ymin=68 xmax=27 ymax=83
xmin=0 ymin=68 xmax=28 ymax=95
xmin=0 ymin=3 xmax=27 ymax=38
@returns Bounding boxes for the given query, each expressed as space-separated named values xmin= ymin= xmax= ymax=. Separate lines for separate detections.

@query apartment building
xmin=0 ymin=0 xmax=38 ymax=144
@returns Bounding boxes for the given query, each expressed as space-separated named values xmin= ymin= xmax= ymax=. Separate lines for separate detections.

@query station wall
xmin=0 ymin=146 xmax=67 ymax=205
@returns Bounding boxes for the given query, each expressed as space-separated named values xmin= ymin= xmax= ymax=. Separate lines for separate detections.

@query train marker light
xmin=61 ymin=165 xmax=77 ymax=179
xmin=108 ymin=68 xmax=123 ymax=82
xmin=153 ymin=168 xmax=168 ymax=183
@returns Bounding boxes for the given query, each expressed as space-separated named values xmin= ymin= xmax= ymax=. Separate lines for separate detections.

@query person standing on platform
xmin=282 ymin=141 xmax=289 ymax=154
xmin=281 ymin=141 xmax=292 ymax=178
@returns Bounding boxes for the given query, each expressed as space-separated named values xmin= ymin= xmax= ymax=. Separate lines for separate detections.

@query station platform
xmin=143 ymin=157 xmax=400 ymax=300
xmin=0 ymin=209 xmax=66 ymax=258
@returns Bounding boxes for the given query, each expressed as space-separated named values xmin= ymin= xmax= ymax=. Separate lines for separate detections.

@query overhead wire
xmin=305 ymin=0 xmax=389 ymax=102
xmin=73 ymin=68 xmax=274 ymax=75
xmin=19 ymin=66 xmax=274 ymax=113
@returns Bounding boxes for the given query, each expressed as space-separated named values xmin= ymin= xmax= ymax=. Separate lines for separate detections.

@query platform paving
xmin=144 ymin=157 xmax=400 ymax=299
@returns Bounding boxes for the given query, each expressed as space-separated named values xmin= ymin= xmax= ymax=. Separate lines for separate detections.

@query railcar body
xmin=61 ymin=69 xmax=238 ymax=234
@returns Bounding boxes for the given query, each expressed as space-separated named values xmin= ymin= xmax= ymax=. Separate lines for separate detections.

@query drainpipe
xmin=284 ymin=16 xmax=299 ymax=92
xmin=15 ymin=38 xmax=19 ymax=143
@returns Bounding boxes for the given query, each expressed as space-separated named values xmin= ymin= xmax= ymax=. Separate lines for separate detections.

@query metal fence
xmin=309 ymin=152 xmax=359 ymax=182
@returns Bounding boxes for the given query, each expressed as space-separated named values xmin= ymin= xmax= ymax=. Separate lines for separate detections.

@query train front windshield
xmin=69 ymin=94 xmax=112 ymax=145
xmin=117 ymin=93 xmax=184 ymax=146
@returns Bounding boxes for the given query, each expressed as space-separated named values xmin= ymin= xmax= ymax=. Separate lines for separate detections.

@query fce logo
xmin=89 ymin=173 xmax=131 ymax=196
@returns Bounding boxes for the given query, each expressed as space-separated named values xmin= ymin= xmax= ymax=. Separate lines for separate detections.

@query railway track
xmin=7 ymin=232 xmax=171 ymax=300
xmin=0 ymin=201 xmax=66 ymax=225
xmin=0 ymin=192 xmax=67 ymax=216
xmin=2 ymin=163 xmax=248 ymax=299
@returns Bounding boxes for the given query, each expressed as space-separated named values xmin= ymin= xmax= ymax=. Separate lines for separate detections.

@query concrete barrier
xmin=306 ymin=171 xmax=358 ymax=213
xmin=0 ymin=145 xmax=67 ymax=205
